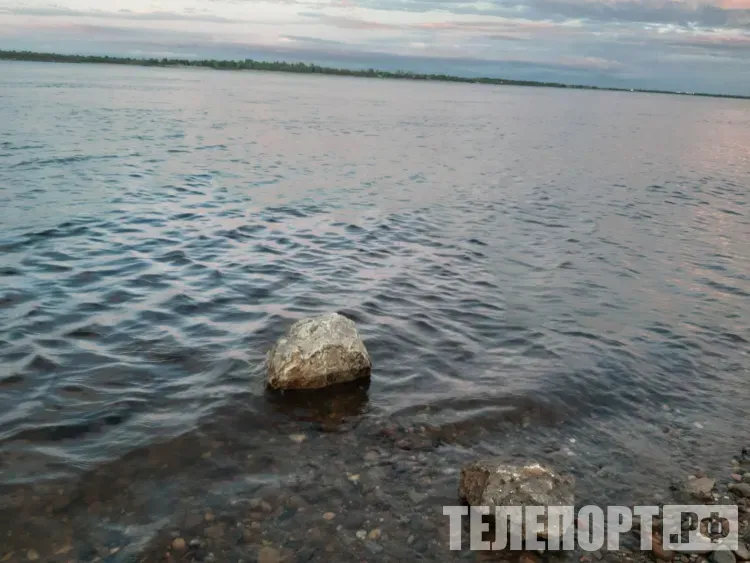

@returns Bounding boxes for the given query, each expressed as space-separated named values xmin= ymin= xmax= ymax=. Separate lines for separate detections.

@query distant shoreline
xmin=1 ymin=49 xmax=748 ymax=100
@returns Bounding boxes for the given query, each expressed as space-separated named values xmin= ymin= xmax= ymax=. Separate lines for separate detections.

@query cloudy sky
xmin=1 ymin=0 xmax=749 ymax=94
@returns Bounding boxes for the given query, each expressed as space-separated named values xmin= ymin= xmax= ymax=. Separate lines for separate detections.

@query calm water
xmin=0 ymin=61 xmax=749 ymax=561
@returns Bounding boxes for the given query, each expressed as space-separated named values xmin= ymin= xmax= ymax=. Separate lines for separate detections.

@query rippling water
xmin=0 ymin=61 xmax=749 ymax=561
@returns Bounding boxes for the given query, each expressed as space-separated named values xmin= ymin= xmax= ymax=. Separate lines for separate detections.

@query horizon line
xmin=1 ymin=49 xmax=748 ymax=101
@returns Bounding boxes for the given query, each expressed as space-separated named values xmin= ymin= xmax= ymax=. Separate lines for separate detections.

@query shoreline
xmin=1 ymin=49 xmax=748 ymax=101
xmin=0 ymin=404 xmax=747 ymax=562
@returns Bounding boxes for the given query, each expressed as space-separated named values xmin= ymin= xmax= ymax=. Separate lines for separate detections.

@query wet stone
xmin=734 ymin=545 xmax=750 ymax=561
xmin=730 ymin=484 xmax=750 ymax=498
xmin=258 ymin=546 xmax=282 ymax=563
xmin=172 ymin=538 xmax=187 ymax=551
xmin=266 ymin=313 xmax=372 ymax=390
xmin=205 ymin=524 xmax=224 ymax=539
xmin=711 ymin=550 xmax=736 ymax=563
xmin=364 ymin=541 xmax=383 ymax=554
xmin=686 ymin=478 xmax=716 ymax=501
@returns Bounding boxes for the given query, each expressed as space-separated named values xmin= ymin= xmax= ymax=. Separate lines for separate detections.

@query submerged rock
xmin=729 ymin=483 xmax=750 ymax=499
xmin=459 ymin=460 xmax=574 ymax=508
xmin=686 ymin=477 xmax=716 ymax=501
xmin=266 ymin=313 xmax=372 ymax=390
xmin=458 ymin=460 xmax=574 ymax=542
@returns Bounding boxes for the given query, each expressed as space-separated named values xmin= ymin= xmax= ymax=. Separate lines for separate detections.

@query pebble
xmin=185 ymin=513 xmax=203 ymax=528
xmin=734 ymin=545 xmax=750 ymax=561
xmin=258 ymin=546 xmax=282 ymax=563
xmin=711 ymin=550 xmax=736 ymax=563
xmin=26 ymin=550 xmax=39 ymax=562
xmin=172 ymin=537 xmax=187 ymax=551
xmin=356 ymin=530 xmax=367 ymax=540
xmin=286 ymin=495 xmax=306 ymax=509
xmin=653 ymin=540 xmax=675 ymax=561
xmin=368 ymin=528 xmax=382 ymax=540
xmin=729 ymin=483 xmax=750 ymax=498
xmin=205 ymin=525 xmax=224 ymax=539
xmin=289 ymin=434 xmax=306 ymax=444
xmin=364 ymin=541 xmax=383 ymax=554
xmin=323 ymin=512 xmax=335 ymax=521
xmin=686 ymin=477 xmax=716 ymax=500
xmin=732 ymin=474 xmax=744 ymax=482
xmin=54 ymin=545 xmax=73 ymax=555
xmin=204 ymin=511 xmax=215 ymax=522
xmin=408 ymin=490 xmax=427 ymax=504
xmin=365 ymin=451 xmax=379 ymax=462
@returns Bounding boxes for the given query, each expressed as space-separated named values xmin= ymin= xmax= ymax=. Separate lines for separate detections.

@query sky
xmin=0 ymin=0 xmax=749 ymax=94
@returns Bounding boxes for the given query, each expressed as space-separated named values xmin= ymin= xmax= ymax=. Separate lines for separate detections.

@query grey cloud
xmin=281 ymin=35 xmax=348 ymax=45
xmin=353 ymin=0 xmax=750 ymax=29
xmin=524 ymin=0 xmax=750 ymax=28
xmin=0 ymin=6 xmax=234 ymax=23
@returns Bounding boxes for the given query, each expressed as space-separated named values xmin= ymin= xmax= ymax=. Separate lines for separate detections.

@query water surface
xmin=0 ymin=61 xmax=749 ymax=561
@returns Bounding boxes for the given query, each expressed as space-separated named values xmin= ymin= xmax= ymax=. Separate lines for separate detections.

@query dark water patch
xmin=10 ymin=153 xmax=118 ymax=169
xmin=0 ymin=267 xmax=22 ymax=277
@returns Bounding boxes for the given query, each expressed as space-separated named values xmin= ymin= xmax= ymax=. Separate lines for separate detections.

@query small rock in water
xmin=368 ymin=528 xmax=382 ymax=540
xmin=729 ymin=483 xmax=750 ymax=498
xmin=686 ymin=477 xmax=716 ymax=501
xmin=323 ymin=512 xmax=336 ymax=521
xmin=408 ymin=490 xmax=427 ymax=504
xmin=266 ymin=313 xmax=372 ymax=389
xmin=731 ymin=474 xmax=744 ymax=482
xmin=356 ymin=530 xmax=367 ymax=540
xmin=734 ymin=545 xmax=750 ymax=561
xmin=288 ymin=434 xmax=307 ymax=444
xmin=172 ymin=537 xmax=187 ymax=551
xmin=711 ymin=550 xmax=736 ymax=563
xmin=26 ymin=550 xmax=39 ymax=562
xmin=364 ymin=541 xmax=383 ymax=554
xmin=652 ymin=536 xmax=675 ymax=561
xmin=205 ymin=525 xmax=224 ymax=539
xmin=459 ymin=459 xmax=574 ymax=540
xmin=258 ymin=546 xmax=282 ymax=563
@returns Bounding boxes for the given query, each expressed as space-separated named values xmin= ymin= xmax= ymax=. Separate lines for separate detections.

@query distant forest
xmin=1 ymin=50 xmax=747 ymax=100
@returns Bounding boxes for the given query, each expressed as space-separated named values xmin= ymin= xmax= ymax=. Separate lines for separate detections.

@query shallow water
xmin=0 ymin=61 xmax=749 ymax=561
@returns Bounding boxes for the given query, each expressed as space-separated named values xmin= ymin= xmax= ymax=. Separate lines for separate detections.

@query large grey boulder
xmin=266 ymin=313 xmax=372 ymax=390
xmin=459 ymin=460 xmax=575 ymax=543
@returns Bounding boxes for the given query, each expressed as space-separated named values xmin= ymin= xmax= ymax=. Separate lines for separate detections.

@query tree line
xmin=0 ymin=50 xmax=746 ymax=100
